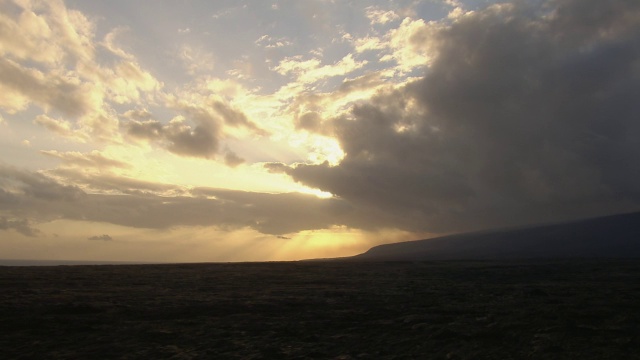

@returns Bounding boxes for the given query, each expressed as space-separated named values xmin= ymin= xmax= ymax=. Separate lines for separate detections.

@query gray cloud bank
xmin=278 ymin=0 xmax=640 ymax=233
xmin=0 ymin=165 xmax=389 ymax=235
xmin=0 ymin=217 xmax=40 ymax=237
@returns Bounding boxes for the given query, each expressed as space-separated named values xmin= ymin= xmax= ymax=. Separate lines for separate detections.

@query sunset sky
xmin=1 ymin=0 xmax=639 ymax=262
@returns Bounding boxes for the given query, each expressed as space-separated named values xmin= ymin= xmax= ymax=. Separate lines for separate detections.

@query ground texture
xmin=1 ymin=260 xmax=640 ymax=359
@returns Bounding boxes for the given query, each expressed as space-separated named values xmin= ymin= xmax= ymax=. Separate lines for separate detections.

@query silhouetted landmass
xmin=353 ymin=211 xmax=640 ymax=261
xmin=2 ymin=260 xmax=640 ymax=359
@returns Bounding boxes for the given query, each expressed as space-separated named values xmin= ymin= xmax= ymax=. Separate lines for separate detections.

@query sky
xmin=1 ymin=0 xmax=639 ymax=263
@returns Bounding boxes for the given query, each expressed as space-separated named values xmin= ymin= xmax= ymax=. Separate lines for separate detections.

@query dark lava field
xmin=1 ymin=260 xmax=640 ymax=359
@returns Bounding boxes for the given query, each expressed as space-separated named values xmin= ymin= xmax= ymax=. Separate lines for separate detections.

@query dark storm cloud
xmin=281 ymin=0 xmax=640 ymax=233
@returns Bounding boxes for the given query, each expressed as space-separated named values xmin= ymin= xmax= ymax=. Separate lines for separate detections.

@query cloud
xmin=0 ymin=166 xmax=394 ymax=235
xmin=211 ymin=100 xmax=268 ymax=135
xmin=123 ymin=90 xmax=265 ymax=162
xmin=106 ymin=60 xmax=161 ymax=104
xmin=48 ymin=167 xmax=185 ymax=196
xmin=0 ymin=0 xmax=163 ymax=146
xmin=377 ymin=17 xmax=442 ymax=73
xmin=365 ymin=7 xmax=400 ymax=25
xmin=40 ymin=150 xmax=131 ymax=169
xmin=33 ymin=115 xmax=77 ymax=138
xmin=224 ymin=150 xmax=245 ymax=167
xmin=125 ymin=111 xmax=221 ymax=160
xmin=274 ymin=54 xmax=367 ymax=84
xmin=88 ymin=234 xmax=112 ymax=241
xmin=0 ymin=164 xmax=85 ymax=202
xmin=101 ymin=27 xmax=135 ymax=60
xmin=255 ymin=35 xmax=293 ymax=48
xmin=0 ymin=57 xmax=89 ymax=116
xmin=164 ymin=115 xmax=221 ymax=159
xmin=285 ymin=71 xmax=391 ymax=135
xmin=125 ymin=119 xmax=163 ymax=142
xmin=0 ymin=6 xmax=60 ymax=65
xmin=180 ymin=44 xmax=215 ymax=76
xmin=280 ymin=0 xmax=640 ymax=234
xmin=354 ymin=36 xmax=386 ymax=53
xmin=0 ymin=217 xmax=40 ymax=237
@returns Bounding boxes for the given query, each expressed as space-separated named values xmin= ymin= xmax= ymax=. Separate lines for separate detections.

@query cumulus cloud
xmin=279 ymin=0 xmax=640 ymax=234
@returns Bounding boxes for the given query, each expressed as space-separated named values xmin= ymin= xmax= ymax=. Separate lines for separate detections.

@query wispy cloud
xmin=40 ymin=150 xmax=131 ymax=170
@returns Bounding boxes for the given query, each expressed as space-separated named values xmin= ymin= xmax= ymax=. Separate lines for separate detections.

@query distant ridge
xmin=352 ymin=211 xmax=640 ymax=261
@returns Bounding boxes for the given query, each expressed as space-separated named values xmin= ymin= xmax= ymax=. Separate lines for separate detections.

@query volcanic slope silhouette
xmin=353 ymin=211 xmax=640 ymax=261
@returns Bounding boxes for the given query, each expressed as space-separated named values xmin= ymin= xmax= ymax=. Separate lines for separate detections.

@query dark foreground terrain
xmin=1 ymin=260 xmax=640 ymax=359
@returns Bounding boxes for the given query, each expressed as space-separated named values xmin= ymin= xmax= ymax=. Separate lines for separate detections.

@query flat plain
xmin=1 ymin=260 xmax=640 ymax=359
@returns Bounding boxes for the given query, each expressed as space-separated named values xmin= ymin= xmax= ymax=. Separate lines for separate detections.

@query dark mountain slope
xmin=353 ymin=211 xmax=640 ymax=261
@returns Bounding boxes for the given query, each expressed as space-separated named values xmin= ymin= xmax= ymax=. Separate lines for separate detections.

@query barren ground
xmin=1 ymin=260 xmax=639 ymax=359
